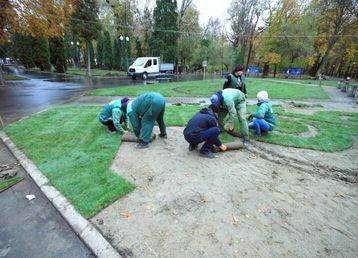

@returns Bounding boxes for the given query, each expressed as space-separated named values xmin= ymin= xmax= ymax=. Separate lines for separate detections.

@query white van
xmin=127 ymin=57 xmax=174 ymax=80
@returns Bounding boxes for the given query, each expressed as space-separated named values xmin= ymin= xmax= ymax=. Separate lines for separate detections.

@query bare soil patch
xmin=92 ymin=127 xmax=358 ymax=257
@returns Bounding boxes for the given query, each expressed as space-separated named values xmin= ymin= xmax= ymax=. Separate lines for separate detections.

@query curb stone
xmin=0 ymin=130 xmax=121 ymax=258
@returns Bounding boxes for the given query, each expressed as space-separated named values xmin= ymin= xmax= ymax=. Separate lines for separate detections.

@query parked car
xmin=127 ymin=57 xmax=174 ymax=80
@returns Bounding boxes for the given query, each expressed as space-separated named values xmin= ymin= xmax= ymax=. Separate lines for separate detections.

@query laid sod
xmin=4 ymin=74 xmax=27 ymax=80
xmin=86 ymin=78 xmax=329 ymax=99
xmin=0 ymin=176 xmax=23 ymax=193
xmin=5 ymin=105 xmax=357 ymax=216
xmin=166 ymin=105 xmax=358 ymax=152
xmin=5 ymin=106 xmax=134 ymax=218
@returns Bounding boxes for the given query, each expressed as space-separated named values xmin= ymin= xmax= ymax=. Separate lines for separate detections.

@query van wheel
xmin=142 ymin=72 xmax=148 ymax=80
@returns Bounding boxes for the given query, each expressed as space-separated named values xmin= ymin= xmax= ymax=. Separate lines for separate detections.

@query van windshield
xmin=132 ymin=58 xmax=147 ymax=66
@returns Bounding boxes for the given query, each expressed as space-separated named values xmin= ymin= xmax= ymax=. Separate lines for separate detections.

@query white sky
xmin=193 ymin=0 xmax=231 ymax=27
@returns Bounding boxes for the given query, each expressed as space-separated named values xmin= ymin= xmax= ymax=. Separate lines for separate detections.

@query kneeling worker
xmin=99 ymin=97 xmax=130 ymax=134
xmin=127 ymin=92 xmax=167 ymax=149
xmin=183 ymin=104 xmax=227 ymax=158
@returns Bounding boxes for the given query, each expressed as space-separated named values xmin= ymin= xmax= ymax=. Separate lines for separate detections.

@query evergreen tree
xmin=96 ymin=34 xmax=104 ymax=66
xmin=85 ymin=41 xmax=96 ymax=68
xmin=135 ymin=37 xmax=143 ymax=57
xmin=71 ymin=0 xmax=101 ymax=76
xmin=149 ymin=0 xmax=179 ymax=63
xmin=33 ymin=37 xmax=51 ymax=71
xmin=102 ymin=30 xmax=113 ymax=69
xmin=49 ymin=37 xmax=67 ymax=73
xmin=13 ymin=34 xmax=35 ymax=69
xmin=112 ymin=38 xmax=121 ymax=69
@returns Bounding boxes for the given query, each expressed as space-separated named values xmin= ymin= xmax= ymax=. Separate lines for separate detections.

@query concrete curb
xmin=0 ymin=130 xmax=121 ymax=258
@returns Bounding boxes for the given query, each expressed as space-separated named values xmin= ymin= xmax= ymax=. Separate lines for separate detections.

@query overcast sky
xmin=193 ymin=0 xmax=231 ymax=26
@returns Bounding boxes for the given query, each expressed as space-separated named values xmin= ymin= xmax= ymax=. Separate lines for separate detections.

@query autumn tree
xmin=71 ymin=0 xmax=102 ymax=76
xmin=307 ymin=0 xmax=357 ymax=77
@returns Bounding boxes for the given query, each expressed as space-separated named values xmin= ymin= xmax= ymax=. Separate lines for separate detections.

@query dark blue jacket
xmin=183 ymin=108 xmax=218 ymax=137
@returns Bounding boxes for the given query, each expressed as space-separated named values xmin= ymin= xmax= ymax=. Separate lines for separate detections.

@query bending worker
xmin=127 ymin=92 xmax=167 ymax=149
xmin=99 ymin=97 xmax=130 ymax=134
xmin=248 ymin=90 xmax=276 ymax=136
xmin=210 ymin=88 xmax=250 ymax=146
xmin=183 ymin=104 xmax=227 ymax=159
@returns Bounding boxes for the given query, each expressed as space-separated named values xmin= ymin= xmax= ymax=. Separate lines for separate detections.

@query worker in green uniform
xmin=210 ymin=88 xmax=250 ymax=146
xmin=99 ymin=97 xmax=130 ymax=134
xmin=127 ymin=92 xmax=167 ymax=149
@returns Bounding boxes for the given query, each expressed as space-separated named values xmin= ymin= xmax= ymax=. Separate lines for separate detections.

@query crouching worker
xmin=127 ymin=92 xmax=167 ymax=149
xmin=248 ymin=91 xmax=276 ymax=136
xmin=183 ymin=104 xmax=227 ymax=159
xmin=99 ymin=97 xmax=130 ymax=135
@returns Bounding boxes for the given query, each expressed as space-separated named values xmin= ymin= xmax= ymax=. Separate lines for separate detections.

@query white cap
xmin=257 ymin=91 xmax=269 ymax=102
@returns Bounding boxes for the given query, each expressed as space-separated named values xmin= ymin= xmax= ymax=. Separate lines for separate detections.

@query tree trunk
xmin=245 ymin=14 xmax=260 ymax=70
xmin=85 ymin=40 xmax=91 ymax=77
xmin=315 ymin=35 xmax=338 ymax=78
xmin=273 ymin=64 xmax=277 ymax=78
xmin=0 ymin=66 xmax=5 ymax=86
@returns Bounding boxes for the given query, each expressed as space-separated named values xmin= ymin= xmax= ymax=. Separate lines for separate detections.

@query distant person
xmin=223 ymin=64 xmax=247 ymax=96
xmin=127 ymin=92 xmax=167 ymax=149
xmin=99 ymin=98 xmax=130 ymax=135
xmin=210 ymin=88 xmax=250 ymax=146
xmin=183 ymin=104 xmax=227 ymax=159
xmin=248 ymin=91 xmax=276 ymax=136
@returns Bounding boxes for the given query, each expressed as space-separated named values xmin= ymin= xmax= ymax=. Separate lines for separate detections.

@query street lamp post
xmin=70 ymin=41 xmax=80 ymax=68
xmin=120 ymin=36 xmax=129 ymax=71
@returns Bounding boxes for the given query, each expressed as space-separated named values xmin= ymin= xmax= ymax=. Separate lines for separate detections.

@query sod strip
xmin=0 ymin=176 xmax=23 ymax=193
xmin=5 ymin=106 xmax=134 ymax=218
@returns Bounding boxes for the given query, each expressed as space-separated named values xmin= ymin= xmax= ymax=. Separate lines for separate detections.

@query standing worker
xmin=210 ymin=88 xmax=250 ymax=146
xmin=248 ymin=91 xmax=276 ymax=136
xmin=127 ymin=92 xmax=167 ymax=149
xmin=183 ymin=104 xmax=227 ymax=158
xmin=99 ymin=97 xmax=130 ymax=135
xmin=223 ymin=64 xmax=247 ymax=96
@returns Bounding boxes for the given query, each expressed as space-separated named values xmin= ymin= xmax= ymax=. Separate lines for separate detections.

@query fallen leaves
xmin=120 ymin=211 xmax=131 ymax=218
xmin=232 ymin=213 xmax=240 ymax=226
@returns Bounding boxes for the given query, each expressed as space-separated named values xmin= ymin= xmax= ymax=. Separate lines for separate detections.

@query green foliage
xmin=32 ymin=37 xmax=51 ymax=71
xmin=112 ymin=38 xmax=121 ymax=69
xmin=71 ymin=0 xmax=102 ymax=42
xmin=103 ymin=30 xmax=113 ymax=69
xmin=96 ymin=34 xmax=104 ymax=66
xmin=13 ymin=34 xmax=35 ymax=69
xmin=149 ymin=0 xmax=179 ymax=62
xmin=4 ymin=106 xmax=134 ymax=218
xmin=49 ymin=37 xmax=67 ymax=73
xmin=135 ymin=37 xmax=143 ymax=57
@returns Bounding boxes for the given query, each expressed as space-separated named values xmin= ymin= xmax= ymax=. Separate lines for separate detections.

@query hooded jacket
xmin=183 ymin=108 xmax=218 ymax=137
xmin=252 ymin=101 xmax=276 ymax=127
xmin=224 ymin=73 xmax=247 ymax=94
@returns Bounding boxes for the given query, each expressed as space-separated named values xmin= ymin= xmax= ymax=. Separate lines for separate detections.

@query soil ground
xmin=92 ymin=125 xmax=358 ymax=258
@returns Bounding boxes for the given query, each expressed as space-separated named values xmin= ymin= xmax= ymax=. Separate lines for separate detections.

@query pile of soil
xmin=92 ymin=127 xmax=358 ymax=257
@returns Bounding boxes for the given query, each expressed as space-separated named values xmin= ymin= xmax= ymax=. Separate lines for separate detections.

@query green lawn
xmin=86 ymin=78 xmax=329 ymax=99
xmin=4 ymin=74 xmax=27 ymax=80
xmin=4 ymin=106 xmax=134 ymax=218
xmin=25 ymin=67 xmax=127 ymax=77
xmin=5 ymin=105 xmax=357 ymax=216
xmin=65 ymin=68 xmax=127 ymax=76
xmin=264 ymin=78 xmax=338 ymax=87
xmin=0 ymin=176 xmax=23 ymax=192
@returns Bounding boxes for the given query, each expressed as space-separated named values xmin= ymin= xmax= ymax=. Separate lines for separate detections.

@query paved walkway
xmin=0 ymin=140 xmax=94 ymax=258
